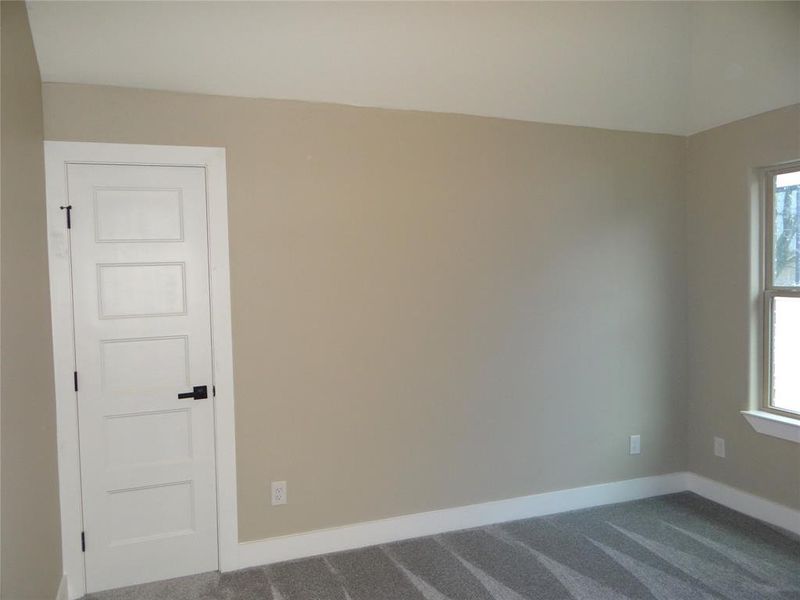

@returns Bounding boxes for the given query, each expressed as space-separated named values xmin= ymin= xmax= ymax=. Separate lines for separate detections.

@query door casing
xmin=44 ymin=142 xmax=239 ymax=600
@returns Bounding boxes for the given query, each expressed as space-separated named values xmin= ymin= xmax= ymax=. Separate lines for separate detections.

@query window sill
xmin=741 ymin=410 xmax=800 ymax=443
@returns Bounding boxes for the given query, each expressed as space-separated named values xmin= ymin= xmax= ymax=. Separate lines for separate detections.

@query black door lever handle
xmin=178 ymin=385 xmax=208 ymax=400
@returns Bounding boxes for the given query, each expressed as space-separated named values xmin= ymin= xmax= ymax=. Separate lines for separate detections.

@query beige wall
xmin=42 ymin=83 xmax=689 ymax=542
xmin=686 ymin=105 xmax=800 ymax=510
xmin=1 ymin=2 xmax=62 ymax=599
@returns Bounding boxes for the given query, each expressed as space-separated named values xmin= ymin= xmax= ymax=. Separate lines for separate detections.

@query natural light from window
xmin=769 ymin=170 xmax=800 ymax=414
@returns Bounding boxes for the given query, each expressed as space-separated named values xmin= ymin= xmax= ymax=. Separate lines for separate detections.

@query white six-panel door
xmin=66 ymin=163 xmax=218 ymax=592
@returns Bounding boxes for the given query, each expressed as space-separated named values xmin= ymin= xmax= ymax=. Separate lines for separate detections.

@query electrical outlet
xmin=629 ymin=434 xmax=641 ymax=455
xmin=714 ymin=437 xmax=726 ymax=458
xmin=271 ymin=481 xmax=287 ymax=505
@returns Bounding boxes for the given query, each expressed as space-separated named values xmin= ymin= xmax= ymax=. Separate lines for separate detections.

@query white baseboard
xmin=55 ymin=575 xmax=68 ymax=600
xmin=235 ymin=471 xmax=689 ymax=570
xmin=685 ymin=473 xmax=800 ymax=536
xmin=53 ymin=469 xmax=795 ymax=596
xmin=234 ymin=471 xmax=800 ymax=570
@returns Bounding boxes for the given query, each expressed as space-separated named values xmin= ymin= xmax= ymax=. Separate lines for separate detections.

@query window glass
xmin=773 ymin=170 xmax=800 ymax=287
xmin=771 ymin=296 xmax=800 ymax=413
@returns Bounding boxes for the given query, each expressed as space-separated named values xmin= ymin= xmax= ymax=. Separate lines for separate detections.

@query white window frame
xmin=44 ymin=142 xmax=240 ymax=599
xmin=762 ymin=162 xmax=800 ymax=419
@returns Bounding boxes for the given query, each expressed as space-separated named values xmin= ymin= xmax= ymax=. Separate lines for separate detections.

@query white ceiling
xmin=26 ymin=1 xmax=800 ymax=136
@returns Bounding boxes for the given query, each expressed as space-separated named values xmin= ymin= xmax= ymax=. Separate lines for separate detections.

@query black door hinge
xmin=81 ymin=531 xmax=86 ymax=552
xmin=59 ymin=205 xmax=73 ymax=229
xmin=73 ymin=371 xmax=79 ymax=392
xmin=213 ymin=385 xmax=216 ymax=397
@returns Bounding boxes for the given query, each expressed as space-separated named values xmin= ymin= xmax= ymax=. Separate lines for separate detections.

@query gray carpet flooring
xmin=84 ymin=492 xmax=800 ymax=600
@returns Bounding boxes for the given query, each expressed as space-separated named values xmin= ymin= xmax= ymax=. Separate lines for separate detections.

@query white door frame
xmin=44 ymin=142 xmax=239 ymax=599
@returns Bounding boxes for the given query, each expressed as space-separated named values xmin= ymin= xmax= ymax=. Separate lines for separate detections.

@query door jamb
xmin=44 ymin=142 xmax=239 ymax=599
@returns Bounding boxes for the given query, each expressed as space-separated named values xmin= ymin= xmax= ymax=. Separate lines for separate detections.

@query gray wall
xmin=43 ymin=83 xmax=689 ymax=542
xmin=1 ymin=2 xmax=62 ymax=598
xmin=686 ymin=105 xmax=800 ymax=510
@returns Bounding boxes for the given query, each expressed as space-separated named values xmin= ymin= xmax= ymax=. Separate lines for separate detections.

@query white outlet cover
xmin=629 ymin=435 xmax=641 ymax=455
xmin=271 ymin=480 xmax=287 ymax=505
xmin=714 ymin=437 xmax=726 ymax=458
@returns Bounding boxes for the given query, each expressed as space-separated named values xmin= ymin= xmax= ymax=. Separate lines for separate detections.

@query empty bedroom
xmin=1 ymin=1 xmax=798 ymax=599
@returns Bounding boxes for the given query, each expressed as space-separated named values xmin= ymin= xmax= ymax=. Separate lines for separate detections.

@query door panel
xmin=67 ymin=163 xmax=218 ymax=592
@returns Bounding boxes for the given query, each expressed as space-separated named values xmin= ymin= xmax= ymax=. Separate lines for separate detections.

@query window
xmin=764 ymin=165 xmax=800 ymax=416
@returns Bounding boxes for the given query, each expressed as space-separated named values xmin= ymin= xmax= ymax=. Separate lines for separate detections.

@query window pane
xmin=773 ymin=170 xmax=800 ymax=287
xmin=771 ymin=296 xmax=800 ymax=413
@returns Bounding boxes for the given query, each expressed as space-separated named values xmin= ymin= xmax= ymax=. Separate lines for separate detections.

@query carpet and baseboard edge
xmin=65 ymin=472 xmax=800 ymax=599
xmin=232 ymin=471 xmax=799 ymax=572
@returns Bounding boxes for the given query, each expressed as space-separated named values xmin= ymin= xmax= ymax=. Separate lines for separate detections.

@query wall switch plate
xmin=629 ymin=434 xmax=641 ymax=455
xmin=714 ymin=437 xmax=726 ymax=458
xmin=271 ymin=480 xmax=287 ymax=505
